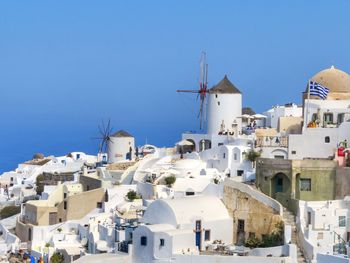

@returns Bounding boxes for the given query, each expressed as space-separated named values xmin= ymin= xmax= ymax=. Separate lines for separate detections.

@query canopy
xmin=241 ymin=114 xmax=253 ymax=119
xmin=176 ymin=140 xmax=194 ymax=146
xmin=252 ymin=113 xmax=267 ymax=119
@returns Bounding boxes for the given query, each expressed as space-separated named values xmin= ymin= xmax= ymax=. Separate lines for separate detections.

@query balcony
xmin=255 ymin=136 xmax=288 ymax=148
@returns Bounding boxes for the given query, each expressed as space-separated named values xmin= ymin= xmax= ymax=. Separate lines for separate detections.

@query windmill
xmin=177 ymin=52 xmax=209 ymax=130
xmin=93 ymin=119 xmax=114 ymax=154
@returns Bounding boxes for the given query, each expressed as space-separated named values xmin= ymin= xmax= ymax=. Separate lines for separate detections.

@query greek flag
xmin=309 ymin=81 xmax=330 ymax=99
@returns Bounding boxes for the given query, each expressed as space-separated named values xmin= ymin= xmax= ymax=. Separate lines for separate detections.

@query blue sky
xmin=1 ymin=1 xmax=350 ymax=171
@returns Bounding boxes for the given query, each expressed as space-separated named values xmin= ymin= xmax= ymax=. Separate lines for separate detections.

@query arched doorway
xmin=199 ymin=139 xmax=211 ymax=151
xmin=184 ymin=139 xmax=196 ymax=153
xmin=271 ymin=172 xmax=290 ymax=198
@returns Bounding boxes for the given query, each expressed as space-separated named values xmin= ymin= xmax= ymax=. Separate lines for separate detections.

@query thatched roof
xmin=209 ymin=75 xmax=241 ymax=94
xmin=110 ymin=130 xmax=133 ymax=138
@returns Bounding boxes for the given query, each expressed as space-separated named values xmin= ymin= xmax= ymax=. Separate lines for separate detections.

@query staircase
xmin=283 ymin=208 xmax=307 ymax=263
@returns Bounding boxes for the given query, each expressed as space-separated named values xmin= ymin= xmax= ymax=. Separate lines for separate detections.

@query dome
xmin=310 ymin=66 xmax=350 ymax=93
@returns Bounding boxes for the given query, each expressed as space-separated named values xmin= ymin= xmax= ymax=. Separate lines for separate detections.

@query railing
xmin=255 ymin=136 xmax=288 ymax=148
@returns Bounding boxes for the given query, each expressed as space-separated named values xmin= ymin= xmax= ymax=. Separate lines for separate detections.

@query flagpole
xmin=305 ymin=80 xmax=310 ymax=130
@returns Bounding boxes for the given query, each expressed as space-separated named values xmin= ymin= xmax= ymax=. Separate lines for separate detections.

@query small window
xmin=218 ymin=143 xmax=223 ymax=146
xmin=237 ymin=170 xmax=244 ymax=176
xmin=339 ymin=216 xmax=346 ymax=227
xmin=217 ymin=101 xmax=220 ymax=106
xmin=312 ymin=113 xmax=318 ymax=122
xmin=195 ymin=220 xmax=201 ymax=231
xmin=141 ymin=236 xmax=147 ymax=246
xmin=160 ymin=238 xmax=165 ymax=246
xmin=274 ymin=155 xmax=284 ymax=159
xmin=324 ymin=113 xmax=333 ymax=124
xmin=237 ymin=219 xmax=245 ymax=232
xmin=215 ymin=94 xmax=218 ymax=98
xmin=223 ymin=153 xmax=226 ymax=159
xmin=10 ymin=177 xmax=13 ymax=182
xmin=325 ymin=136 xmax=330 ymax=143
xmin=76 ymin=154 xmax=81 ymax=159
xmin=64 ymin=201 xmax=67 ymax=210
xmin=97 ymin=202 xmax=103 ymax=208
xmin=234 ymin=153 xmax=237 ymax=160
xmin=300 ymin=179 xmax=311 ymax=191
xmin=204 ymin=230 xmax=211 ymax=241
xmin=186 ymin=192 xmax=195 ymax=196
xmin=291 ymin=151 xmax=296 ymax=155
xmin=59 ymin=218 xmax=62 ymax=223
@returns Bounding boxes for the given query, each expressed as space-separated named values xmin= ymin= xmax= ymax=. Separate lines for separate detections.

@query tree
xmin=164 ymin=176 xmax=176 ymax=187
xmin=0 ymin=205 xmax=21 ymax=219
xmin=36 ymin=174 xmax=45 ymax=195
xmin=50 ymin=252 xmax=64 ymax=263
xmin=246 ymin=150 xmax=261 ymax=168
xmin=126 ymin=190 xmax=140 ymax=201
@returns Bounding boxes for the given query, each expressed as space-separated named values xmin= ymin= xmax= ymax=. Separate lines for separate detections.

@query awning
xmin=176 ymin=140 xmax=194 ymax=146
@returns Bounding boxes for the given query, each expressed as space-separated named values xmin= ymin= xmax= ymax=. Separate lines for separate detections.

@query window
xmin=338 ymin=113 xmax=345 ymax=125
xmin=215 ymin=94 xmax=218 ymax=98
xmin=300 ymin=179 xmax=311 ymax=191
xmin=195 ymin=220 xmax=201 ymax=231
xmin=237 ymin=170 xmax=244 ymax=176
xmin=10 ymin=177 xmax=13 ymax=182
xmin=291 ymin=151 xmax=296 ymax=155
xmin=312 ymin=113 xmax=318 ymax=122
xmin=140 ymin=236 xmax=147 ymax=246
xmin=237 ymin=219 xmax=245 ymax=232
xmin=274 ymin=155 xmax=285 ymax=159
xmin=339 ymin=216 xmax=346 ymax=227
xmin=204 ymin=230 xmax=211 ymax=241
xmin=97 ymin=202 xmax=103 ymax=208
xmin=223 ymin=153 xmax=226 ymax=159
xmin=325 ymin=136 xmax=330 ymax=143
xmin=217 ymin=101 xmax=220 ymax=106
xmin=218 ymin=143 xmax=223 ymax=146
xmin=76 ymin=154 xmax=81 ymax=159
xmin=64 ymin=201 xmax=67 ymax=210
xmin=186 ymin=192 xmax=195 ymax=196
xmin=160 ymin=238 xmax=165 ymax=246
xmin=324 ymin=113 xmax=333 ymax=124
xmin=234 ymin=153 xmax=237 ymax=160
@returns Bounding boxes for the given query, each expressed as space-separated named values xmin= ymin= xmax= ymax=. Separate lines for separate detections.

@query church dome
xmin=310 ymin=66 xmax=350 ymax=93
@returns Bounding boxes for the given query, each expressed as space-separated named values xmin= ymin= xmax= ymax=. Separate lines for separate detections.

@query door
xmin=195 ymin=220 xmax=201 ymax=249
xmin=49 ymin=212 xmax=57 ymax=225
xmin=276 ymin=177 xmax=283 ymax=193
xmin=237 ymin=219 xmax=245 ymax=245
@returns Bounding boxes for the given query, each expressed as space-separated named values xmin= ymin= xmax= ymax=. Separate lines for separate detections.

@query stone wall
xmin=223 ymin=182 xmax=282 ymax=245
xmin=335 ymin=167 xmax=350 ymax=199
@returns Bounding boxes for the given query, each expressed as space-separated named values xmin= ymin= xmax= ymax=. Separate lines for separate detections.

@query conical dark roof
xmin=110 ymin=130 xmax=133 ymax=138
xmin=209 ymin=75 xmax=241 ymax=94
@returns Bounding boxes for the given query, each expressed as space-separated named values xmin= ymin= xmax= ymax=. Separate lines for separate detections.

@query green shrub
xmin=0 ymin=205 xmax=21 ymax=219
xmin=50 ymin=252 xmax=64 ymax=263
xmin=164 ymin=176 xmax=176 ymax=187
xmin=245 ymin=236 xmax=263 ymax=248
xmin=126 ymin=190 xmax=140 ymax=201
xmin=36 ymin=174 xmax=45 ymax=195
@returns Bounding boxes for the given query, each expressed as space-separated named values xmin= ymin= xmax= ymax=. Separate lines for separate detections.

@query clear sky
xmin=1 ymin=1 xmax=350 ymax=171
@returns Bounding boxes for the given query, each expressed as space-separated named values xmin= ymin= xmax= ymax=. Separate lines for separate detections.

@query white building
xmin=207 ymin=75 xmax=242 ymax=136
xmin=288 ymin=66 xmax=350 ymax=160
xmin=264 ymin=103 xmax=302 ymax=130
xmin=108 ymin=130 xmax=135 ymax=163
xmin=132 ymin=196 xmax=233 ymax=263
xmin=297 ymin=198 xmax=350 ymax=262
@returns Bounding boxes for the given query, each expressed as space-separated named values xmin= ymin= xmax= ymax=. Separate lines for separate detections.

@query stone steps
xmin=282 ymin=208 xmax=307 ymax=263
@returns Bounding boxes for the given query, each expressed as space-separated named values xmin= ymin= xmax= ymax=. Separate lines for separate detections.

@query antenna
xmin=177 ymin=52 xmax=209 ymax=130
